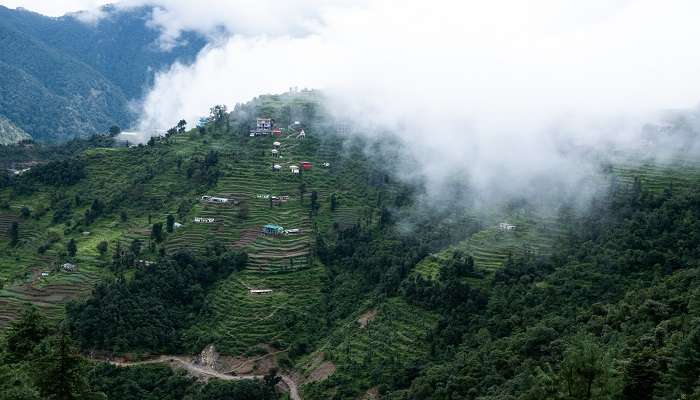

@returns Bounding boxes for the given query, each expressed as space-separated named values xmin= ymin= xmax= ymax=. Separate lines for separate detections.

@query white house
xmin=273 ymin=141 xmax=281 ymax=148
xmin=290 ymin=165 xmax=300 ymax=174
xmin=201 ymin=195 xmax=230 ymax=204
xmin=249 ymin=289 xmax=273 ymax=295
xmin=498 ymin=222 xmax=517 ymax=231
xmin=296 ymin=129 xmax=306 ymax=139
xmin=273 ymin=164 xmax=282 ymax=171
xmin=271 ymin=149 xmax=279 ymax=157
xmin=194 ymin=217 xmax=215 ymax=223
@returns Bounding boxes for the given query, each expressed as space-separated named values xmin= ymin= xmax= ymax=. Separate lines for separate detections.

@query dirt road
xmin=98 ymin=356 xmax=301 ymax=399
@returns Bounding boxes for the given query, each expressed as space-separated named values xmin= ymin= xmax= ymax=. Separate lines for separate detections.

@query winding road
xmin=98 ymin=356 xmax=301 ymax=399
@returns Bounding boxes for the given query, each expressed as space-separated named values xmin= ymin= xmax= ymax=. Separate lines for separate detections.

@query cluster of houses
xmin=250 ymin=118 xmax=282 ymax=137
xmin=257 ymin=194 xmax=291 ymax=205
xmin=249 ymin=117 xmax=307 ymax=140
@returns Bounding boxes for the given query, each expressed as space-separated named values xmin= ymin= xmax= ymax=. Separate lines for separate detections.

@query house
xmin=194 ymin=217 xmax=215 ymax=223
xmin=272 ymin=128 xmax=282 ymax=137
xmin=41 ymin=272 xmax=49 ymax=277
xmin=284 ymin=228 xmax=301 ymax=235
xmin=290 ymin=165 xmax=300 ymax=174
xmin=296 ymin=129 xmax=306 ymax=139
xmin=249 ymin=118 xmax=274 ymax=136
xmin=322 ymin=162 xmax=330 ymax=168
xmin=498 ymin=222 xmax=517 ymax=231
xmin=262 ymin=224 xmax=285 ymax=235
xmin=249 ymin=289 xmax=273 ymax=295
xmin=8 ymin=167 xmax=31 ymax=175
xmin=273 ymin=164 xmax=282 ymax=171
xmin=201 ymin=195 xmax=230 ymax=204
xmin=173 ymin=222 xmax=183 ymax=229
xmin=62 ymin=263 xmax=77 ymax=272
xmin=273 ymin=141 xmax=281 ymax=148
xmin=257 ymin=118 xmax=273 ymax=131
xmin=271 ymin=149 xmax=279 ymax=157
xmin=300 ymin=161 xmax=312 ymax=170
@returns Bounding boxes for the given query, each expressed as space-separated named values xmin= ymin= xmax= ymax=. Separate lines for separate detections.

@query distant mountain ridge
xmin=0 ymin=5 xmax=206 ymax=142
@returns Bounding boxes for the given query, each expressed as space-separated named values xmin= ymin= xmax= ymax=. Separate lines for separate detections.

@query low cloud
xmin=7 ymin=0 xmax=700 ymax=207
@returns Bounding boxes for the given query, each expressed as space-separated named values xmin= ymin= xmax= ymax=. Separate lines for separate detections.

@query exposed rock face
xmin=0 ymin=116 xmax=31 ymax=145
xmin=196 ymin=344 xmax=219 ymax=370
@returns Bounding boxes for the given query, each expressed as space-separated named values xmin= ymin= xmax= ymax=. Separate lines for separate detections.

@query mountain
xmin=0 ymin=5 xmax=206 ymax=142
xmin=2 ymin=93 xmax=700 ymax=399
xmin=0 ymin=116 xmax=30 ymax=145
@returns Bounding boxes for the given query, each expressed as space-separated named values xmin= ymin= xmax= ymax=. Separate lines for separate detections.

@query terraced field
xmin=414 ymin=211 xmax=563 ymax=282
xmin=611 ymin=156 xmax=700 ymax=192
xmin=300 ymin=297 xmax=438 ymax=397
xmin=198 ymin=265 xmax=325 ymax=354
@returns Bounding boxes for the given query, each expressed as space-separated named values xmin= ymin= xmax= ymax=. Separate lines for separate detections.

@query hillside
xmin=2 ymin=94 xmax=700 ymax=399
xmin=0 ymin=5 xmax=205 ymax=142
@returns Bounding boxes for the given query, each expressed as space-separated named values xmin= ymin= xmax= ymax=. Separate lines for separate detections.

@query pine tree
xmin=66 ymin=239 xmax=77 ymax=257
xmin=665 ymin=327 xmax=700 ymax=398
xmin=8 ymin=221 xmax=18 ymax=246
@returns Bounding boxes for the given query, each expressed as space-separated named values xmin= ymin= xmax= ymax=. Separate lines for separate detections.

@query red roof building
xmin=300 ymin=161 xmax=312 ymax=170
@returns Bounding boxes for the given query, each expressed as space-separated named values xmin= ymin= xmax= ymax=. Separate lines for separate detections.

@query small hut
xmin=272 ymin=128 xmax=282 ymax=137
xmin=297 ymin=129 xmax=306 ymax=139
xmin=273 ymin=141 xmax=281 ymax=148
xmin=273 ymin=164 xmax=282 ymax=172
xmin=62 ymin=263 xmax=77 ymax=272
xmin=262 ymin=224 xmax=285 ymax=235
xmin=498 ymin=222 xmax=517 ymax=231
xmin=300 ymin=161 xmax=312 ymax=170
xmin=290 ymin=165 xmax=300 ymax=174
xmin=249 ymin=289 xmax=273 ymax=295
xmin=271 ymin=149 xmax=279 ymax=157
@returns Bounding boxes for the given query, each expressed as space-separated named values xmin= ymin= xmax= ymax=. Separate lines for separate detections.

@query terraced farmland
xmin=414 ymin=211 xmax=563 ymax=282
xmin=197 ymin=265 xmax=325 ymax=354
xmin=300 ymin=297 xmax=438 ymax=398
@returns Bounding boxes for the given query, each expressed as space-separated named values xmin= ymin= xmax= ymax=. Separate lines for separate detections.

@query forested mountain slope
xmin=1 ymin=93 xmax=700 ymax=399
xmin=0 ymin=5 xmax=205 ymax=142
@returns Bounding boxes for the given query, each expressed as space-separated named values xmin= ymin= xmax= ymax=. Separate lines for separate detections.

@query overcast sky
xmin=0 ymin=0 xmax=109 ymax=16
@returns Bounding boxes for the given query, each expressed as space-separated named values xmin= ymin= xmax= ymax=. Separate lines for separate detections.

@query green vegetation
xmin=2 ymin=92 xmax=700 ymax=399
xmin=0 ymin=307 xmax=280 ymax=399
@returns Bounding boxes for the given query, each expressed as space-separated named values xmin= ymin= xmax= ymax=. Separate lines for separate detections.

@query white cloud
xmin=5 ymin=0 xmax=700 ymax=206
xmin=0 ymin=0 xmax=110 ymax=17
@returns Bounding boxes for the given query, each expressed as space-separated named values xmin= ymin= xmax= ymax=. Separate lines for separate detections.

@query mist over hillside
xmin=3 ymin=2 xmax=700 ymax=400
